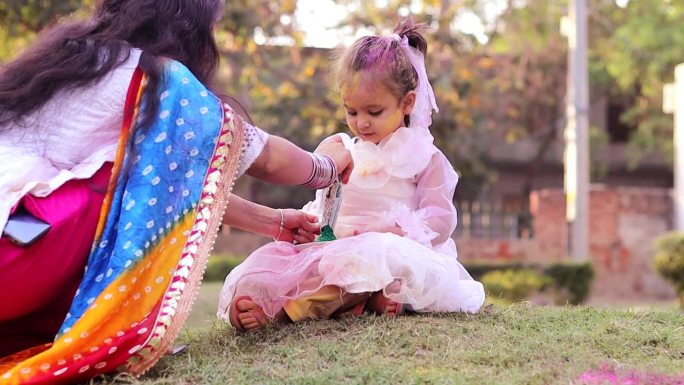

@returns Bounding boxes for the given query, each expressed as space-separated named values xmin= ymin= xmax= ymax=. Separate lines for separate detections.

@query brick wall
xmin=456 ymin=185 xmax=677 ymax=300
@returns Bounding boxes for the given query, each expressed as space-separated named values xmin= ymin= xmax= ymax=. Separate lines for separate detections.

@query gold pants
xmin=282 ymin=285 xmax=370 ymax=322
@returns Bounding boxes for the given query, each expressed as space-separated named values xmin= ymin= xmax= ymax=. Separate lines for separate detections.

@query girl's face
xmin=341 ymin=71 xmax=415 ymax=144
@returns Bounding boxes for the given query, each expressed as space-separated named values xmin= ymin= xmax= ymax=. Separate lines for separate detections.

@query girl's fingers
xmin=340 ymin=158 xmax=353 ymax=184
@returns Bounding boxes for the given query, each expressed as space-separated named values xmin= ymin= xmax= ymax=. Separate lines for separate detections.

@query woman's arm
xmin=246 ymin=134 xmax=353 ymax=185
xmin=222 ymin=194 xmax=321 ymax=244
xmin=245 ymin=135 xmax=312 ymax=184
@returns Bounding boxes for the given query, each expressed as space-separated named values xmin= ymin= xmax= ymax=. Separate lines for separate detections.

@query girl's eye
xmin=346 ymin=110 xmax=357 ymax=116
xmin=369 ymin=110 xmax=383 ymax=116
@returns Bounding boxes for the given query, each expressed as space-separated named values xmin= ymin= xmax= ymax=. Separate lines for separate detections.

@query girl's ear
xmin=402 ymin=91 xmax=417 ymax=114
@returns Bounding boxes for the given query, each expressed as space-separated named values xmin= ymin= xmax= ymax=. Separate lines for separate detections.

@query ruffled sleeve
xmin=410 ymin=152 xmax=459 ymax=247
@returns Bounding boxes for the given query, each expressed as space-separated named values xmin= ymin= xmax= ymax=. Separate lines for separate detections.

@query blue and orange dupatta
xmin=0 ymin=60 xmax=244 ymax=384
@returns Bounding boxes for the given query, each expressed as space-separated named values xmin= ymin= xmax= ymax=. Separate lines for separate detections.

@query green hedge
xmin=466 ymin=261 xmax=594 ymax=305
xmin=481 ymin=269 xmax=551 ymax=302
xmin=203 ymin=254 xmax=245 ymax=282
xmin=465 ymin=263 xmax=526 ymax=280
xmin=544 ymin=262 xmax=594 ymax=305
xmin=653 ymin=232 xmax=684 ymax=308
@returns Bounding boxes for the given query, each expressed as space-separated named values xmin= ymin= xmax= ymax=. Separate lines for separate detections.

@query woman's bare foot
xmin=230 ymin=296 xmax=289 ymax=331
xmin=367 ymin=291 xmax=404 ymax=317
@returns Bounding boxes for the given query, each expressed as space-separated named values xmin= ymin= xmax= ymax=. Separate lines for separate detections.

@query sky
xmin=292 ymin=0 xmax=506 ymax=48
xmin=284 ymin=0 xmax=630 ymax=49
xmin=293 ymin=0 xmax=351 ymax=48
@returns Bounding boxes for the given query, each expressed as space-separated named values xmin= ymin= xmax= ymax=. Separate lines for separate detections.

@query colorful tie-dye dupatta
xmin=0 ymin=60 xmax=244 ymax=384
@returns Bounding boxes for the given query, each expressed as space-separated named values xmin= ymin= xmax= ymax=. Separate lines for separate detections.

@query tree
xmin=467 ymin=0 xmax=568 ymax=199
xmin=589 ymin=0 xmax=684 ymax=163
xmin=213 ymin=1 xmax=343 ymax=207
xmin=3 ymin=0 xmax=683 ymax=209
xmin=0 ymin=0 xmax=90 ymax=60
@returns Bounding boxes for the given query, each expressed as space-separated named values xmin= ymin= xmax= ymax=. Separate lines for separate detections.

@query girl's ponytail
xmin=393 ymin=16 xmax=428 ymax=56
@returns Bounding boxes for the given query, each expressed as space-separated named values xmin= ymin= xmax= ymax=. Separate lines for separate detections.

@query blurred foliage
xmin=0 ymin=0 xmax=91 ymax=59
xmin=203 ymin=254 xmax=245 ymax=283
xmin=212 ymin=1 xmax=343 ymax=207
xmin=590 ymin=0 xmax=684 ymax=165
xmin=467 ymin=260 xmax=594 ymax=304
xmin=1 ymin=0 xmax=683 ymax=207
xmin=653 ymin=232 xmax=684 ymax=308
xmin=0 ymin=0 xmax=86 ymax=32
xmin=481 ymin=268 xmax=552 ymax=303
xmin=544 ymin=261 xmax=594 ymax=305
xmin=462 ymin=0 xmax=568 ymax=198
xmin=466 ymin=262 xmax=526 ymax=279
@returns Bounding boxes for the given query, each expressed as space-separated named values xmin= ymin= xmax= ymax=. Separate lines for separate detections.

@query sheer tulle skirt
xmin=218 ymin=232 xmax=485 ymax=321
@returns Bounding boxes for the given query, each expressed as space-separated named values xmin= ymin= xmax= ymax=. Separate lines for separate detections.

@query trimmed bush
xmin=544 ymin=262 xmax=594 ymax=305
xmin=465 ymin=263 xmax=526 ymax=281
xmin=653 ymin=232 xmax=684 ymax=308
xmin=466 ymin=261 xmax=594 ymax=304
xmin=481 ymin=268 xmax=552 ymax=302
xmin=203 ymin=254 xmax=245 ymax=282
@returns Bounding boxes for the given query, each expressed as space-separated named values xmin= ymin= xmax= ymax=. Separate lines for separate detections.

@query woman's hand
xmin=314 ymin=135 xmax=353 ymax=184
xmin=223 ymin=195 xmax=319 ymax=243
xmin=275 ymin=209 xmax=321 ymax=244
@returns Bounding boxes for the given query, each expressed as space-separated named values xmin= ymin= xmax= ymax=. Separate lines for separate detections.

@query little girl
xmin=218 ymin=18 xmax=485 ymax=331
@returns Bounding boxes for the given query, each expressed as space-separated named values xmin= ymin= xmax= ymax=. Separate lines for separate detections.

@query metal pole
xmin=675 ymin=64 xmax=684 ymax=231
xmin=564 ymin=0 xmax=590 ymax=259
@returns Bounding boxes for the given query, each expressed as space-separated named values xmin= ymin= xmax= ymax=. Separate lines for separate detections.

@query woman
xmin=0 ymin=0 xmax=351 ymax=383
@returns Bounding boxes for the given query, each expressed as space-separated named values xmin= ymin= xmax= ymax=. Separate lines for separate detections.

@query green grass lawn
xmin=92 ymin=282 xmax=683 ymax=385
xmin=182 ymin=282 xmax=224 ymax=331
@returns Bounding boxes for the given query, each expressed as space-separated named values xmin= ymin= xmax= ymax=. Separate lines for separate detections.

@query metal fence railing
xmin=455 ymin=202 xmax=534 ymax=239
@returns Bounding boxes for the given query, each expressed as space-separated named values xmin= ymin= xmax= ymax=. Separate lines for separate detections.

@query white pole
xmin=674 ymin=64 xmax=684 ymax=231
xmin=564 ymin=0 xmax=590 ymax=259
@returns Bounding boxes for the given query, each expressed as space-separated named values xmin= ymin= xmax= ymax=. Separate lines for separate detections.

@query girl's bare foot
xmin=367 ymin=291 xmax=404 ymax=317
xmin=230 ymin=296 xmax=288 ymax=331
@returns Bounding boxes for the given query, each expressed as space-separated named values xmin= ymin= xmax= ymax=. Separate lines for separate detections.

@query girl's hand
xmin=314 ymin=135 xmax=353 ymax=184
xmin=276 ymin=209 xmax=320 ymax=244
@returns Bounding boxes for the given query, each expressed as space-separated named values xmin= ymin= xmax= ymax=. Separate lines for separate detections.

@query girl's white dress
xmin=217 ymin=126 xmax=485 ymax=320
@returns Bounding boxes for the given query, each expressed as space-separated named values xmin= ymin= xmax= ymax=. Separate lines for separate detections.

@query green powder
xmin=318 ymin=225 xmax=337 ymax=241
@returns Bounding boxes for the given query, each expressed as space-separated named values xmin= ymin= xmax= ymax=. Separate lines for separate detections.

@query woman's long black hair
xmin=0 ymin=0 xmax=224 ymax=130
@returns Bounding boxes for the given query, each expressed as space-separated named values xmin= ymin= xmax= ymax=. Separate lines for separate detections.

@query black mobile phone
xmin=3 ymin=209 xmax=51 ymax=247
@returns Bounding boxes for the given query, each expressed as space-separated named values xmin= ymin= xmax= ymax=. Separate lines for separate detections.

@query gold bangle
xmin=273 ymin=208 xmax=284 ymax=241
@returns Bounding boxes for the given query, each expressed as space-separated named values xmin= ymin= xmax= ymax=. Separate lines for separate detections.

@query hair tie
xmin=385 ymin=33 xmax=439 ymax=128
